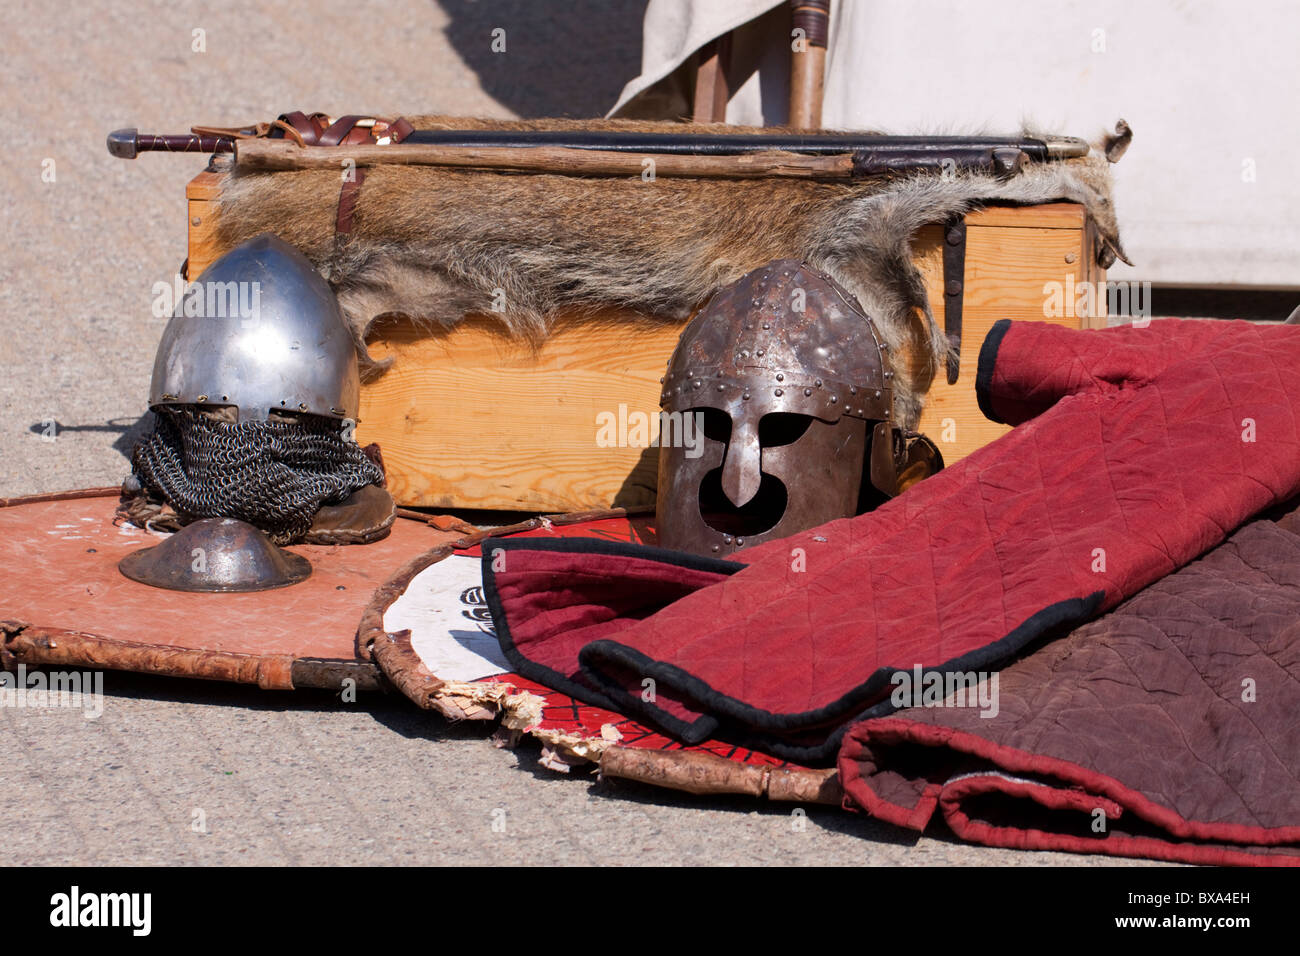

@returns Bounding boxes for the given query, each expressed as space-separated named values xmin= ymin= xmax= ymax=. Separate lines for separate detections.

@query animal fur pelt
xmin=214 ymin=116 xmax=1132 ymax=428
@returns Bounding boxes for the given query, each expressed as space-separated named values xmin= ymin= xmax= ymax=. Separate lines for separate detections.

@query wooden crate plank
xmin=964 ymin=202 xmax=1085 ymax=230
xmin=357 ymin=316 xmax=677 ymax=510
xmin=185 ymin=171 xmax=223 ymax=278
xmin=916 ymin=223 xmax=1091 ymax=461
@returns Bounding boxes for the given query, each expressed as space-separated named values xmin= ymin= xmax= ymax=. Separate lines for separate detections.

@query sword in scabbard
xmin=107 ymin=129 xmax=240 ymax=159
xmin=108 ymin=123 xmax=1090 ymax=181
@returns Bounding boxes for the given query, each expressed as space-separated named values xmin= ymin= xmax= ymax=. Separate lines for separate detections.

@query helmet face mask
xmin=656 ymin=260 xmax=896 ymax=557
xmin=667 ymin=403 xmax=868 ymax=549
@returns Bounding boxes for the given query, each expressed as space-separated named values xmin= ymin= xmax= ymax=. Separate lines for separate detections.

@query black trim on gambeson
xmin=976 ymin=318 xmax=1014 ymax=424
xmin=578 ymin=590 xmax=1105 ymax=763
xmin=484 ymin=526 xmax=1107 ymax=764
xmin=481 ymin=535 xmax=742 ymax=715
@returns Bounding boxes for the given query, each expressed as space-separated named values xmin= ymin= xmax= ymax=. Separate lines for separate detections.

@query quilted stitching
xmin=487 ymin=319 xmax=1300 ymax=761
xmin=839 ymin=513 xmax=1300 ymax=864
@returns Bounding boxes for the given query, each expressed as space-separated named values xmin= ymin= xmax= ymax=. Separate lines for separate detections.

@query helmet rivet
xmin=774 ymin=388 xmax=783 ymax=396
xmin=776 ymin=373 xmax=784 ymax=382
xmin=717 ymin=384 xmax=725 ymax=392
xmin=298 ymin=403 xmax=307 ymax=410
xmin=815 ymin=379 xmax=823 ymax=388
xmin=875 ymin=390 xmax=882 ymax=398
xmin=830 ymin=395 xmax=838 ymax=404
xmin=693 ymin=380 xmax=702 ymax=388
xmin=742 ymin=392 xmax=751 ymax=400
xmin=756 ymin=349 xmax=764 ymax=357
xmin=712 ymin=545 xmax=720 ymax=553
xmin=804 ymin=388 xmax=812 ymax=397
xmin=736 ymin=537 xmax=745 ymax=547
xmin=849 ymin=386 xmax=858 ymax=395
xmin=197 ymin=394 xmax=208 ymax=403
xmin=723 ymin=535 xmax=733 ymax=544
xmin=717 ymin=370 xmax=723 ymax=377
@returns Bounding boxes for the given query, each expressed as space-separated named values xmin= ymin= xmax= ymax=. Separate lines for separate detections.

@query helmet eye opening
xmin=698 ymin=407 xmax=731 ymax=443
xmin=758 ymin=412 xmax=813 ymax=447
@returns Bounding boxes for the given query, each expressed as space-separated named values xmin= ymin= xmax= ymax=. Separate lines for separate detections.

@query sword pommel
xmin=107 ymin=128 xmax=139 ymax=160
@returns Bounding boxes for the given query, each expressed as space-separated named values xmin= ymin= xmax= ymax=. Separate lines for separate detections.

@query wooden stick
xmin=234 ymin=138 xmax=856 ymax=180
xmin=789 ymin=0 xmax=831 ymax=129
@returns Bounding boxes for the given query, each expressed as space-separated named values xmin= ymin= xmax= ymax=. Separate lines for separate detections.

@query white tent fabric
xmin=610 ymin=0 xmax=1300 ymax=290
xmin=609 ymin=0 xmax=790 ymax=123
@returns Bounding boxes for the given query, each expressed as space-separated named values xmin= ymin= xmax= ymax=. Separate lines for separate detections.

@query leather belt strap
xmin=267 ymin=112 xmax=416 ymax=236
xmin=330 ymin=117 xmax=412 ymax=234
xmin=276 ymin=111 xmax=330 ymax=143
xmin=942 ymin=215 xmax=967 ymax=385
xmin=317 ymin=115 xmax=372 ymax=147
xmin=274 ymin=112 xmax=414 ymax=148
xmin=335 ymin=168 xmax=367 ymax=234
xmin=387 ymin=117 xmax=414 ymax=143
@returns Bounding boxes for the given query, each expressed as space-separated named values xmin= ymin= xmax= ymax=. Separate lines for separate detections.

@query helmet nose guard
xmin=720 ymin=418 xmax=763 ymax=507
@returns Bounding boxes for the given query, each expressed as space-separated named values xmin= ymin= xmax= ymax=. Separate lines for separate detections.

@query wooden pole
xmin=789 ymin=0 xmax=831 ymax=129
xmin=235 ymin=138 xmax=856 ymax=180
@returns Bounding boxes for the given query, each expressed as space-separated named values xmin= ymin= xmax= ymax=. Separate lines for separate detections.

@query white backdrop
xmin=613 ymin=0 xmax=1300 ymax=289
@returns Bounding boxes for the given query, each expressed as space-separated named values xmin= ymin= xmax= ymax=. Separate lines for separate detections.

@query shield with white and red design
xmin=361 ymin=511 xmax=839 ymax=803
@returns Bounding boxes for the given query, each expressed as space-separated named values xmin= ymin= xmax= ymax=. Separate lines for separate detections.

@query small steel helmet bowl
xmin=118 ymin=517 xmax=311 ymax=592
xmin=148 ymin=233 xmax=359 ymax=422
xmin=656 ymin=259 xmax=898 ymax=557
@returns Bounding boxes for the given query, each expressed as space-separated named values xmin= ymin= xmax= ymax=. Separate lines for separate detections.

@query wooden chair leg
xmin=692 ymin=34 xmax=732 ymax=124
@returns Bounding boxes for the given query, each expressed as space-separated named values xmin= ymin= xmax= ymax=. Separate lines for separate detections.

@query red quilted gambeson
xmin=484 ymin=319 xmax=1300 ymax=762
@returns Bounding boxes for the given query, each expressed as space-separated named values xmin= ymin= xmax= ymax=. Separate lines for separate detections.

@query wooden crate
xmin=186 ymin=173 xmax=1103 ymax=511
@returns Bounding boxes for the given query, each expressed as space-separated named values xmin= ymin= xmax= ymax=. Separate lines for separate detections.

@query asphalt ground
xmin=0 ymin=0 xmax=1140 ymax=865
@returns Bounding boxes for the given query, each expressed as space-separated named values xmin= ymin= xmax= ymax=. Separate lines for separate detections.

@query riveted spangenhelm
xmin=149 ymin=233 xmax=358 ymax=422
xmin=656 ymin=259 xmax=899 ymax=557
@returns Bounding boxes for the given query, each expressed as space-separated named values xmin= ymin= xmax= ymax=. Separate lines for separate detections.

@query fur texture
xmin=215 ymin=116 xmax=1131 ymax=428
